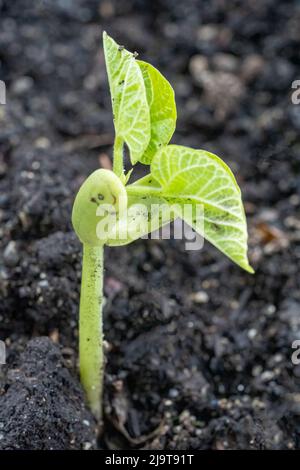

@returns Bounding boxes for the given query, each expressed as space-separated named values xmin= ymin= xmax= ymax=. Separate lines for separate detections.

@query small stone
xmin=39 ymin=280 xmax=50 ymax=289
xmin=11 ymin=76 xmax=34 ymax=95
xmin=266 ymin=304 xmax=276 ymax=316
xmin=189 ymin=55 xmax=209 ymax=81
xmin=197 ymin=24 xmax=219 ymax=42
xmin=274 ymin=354 xmax=283 ymax=363
xmin=32 ymin=161 xmax=40 ymax=171
xmin=197 ymin=24 xmax=232 ymax=47
xmin=261 ymin=370 xmax=275 ymax=382
xmin=212 ymin=53 xmax=239 ymax=73
xmin=241 ymin=54 xmax=265 ymax=82
xmin=190 ymin=291 xmax=209 ymax=304
xmin=3 ymin=241 xmax=19 ymax=267
xmin=169 ymin=388 xmax=179 ymax=398
xmin=248 ymin=328 xmax=257 ymax=339
xmin=34 ymin=137 xmax=50 ymax=149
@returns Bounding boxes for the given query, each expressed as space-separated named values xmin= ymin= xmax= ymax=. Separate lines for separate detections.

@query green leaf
xmin=107 ymin=175 xmax=174 ymax=246
xmin=151 ymin=145 xmax=253 ymax=273
xmin=137 ymin=61 xmax=177 ymax=164
xmin=103 ymin=32 xmax=150 ymax=165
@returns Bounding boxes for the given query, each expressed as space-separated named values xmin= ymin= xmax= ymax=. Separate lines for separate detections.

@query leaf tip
xmin=102 ymin=31 xmax=114 ymax=47
xmin=244 ymin=263 xmax=255 ymax=274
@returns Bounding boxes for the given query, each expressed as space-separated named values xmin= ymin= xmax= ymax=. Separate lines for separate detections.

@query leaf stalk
xmin=113 ymin=135 xmax=124 ymax=178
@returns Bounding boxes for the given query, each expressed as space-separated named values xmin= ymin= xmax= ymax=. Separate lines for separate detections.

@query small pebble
xmin=261 ymin=370 xmax=275 ymax=382
xmin=3 ymin=241 xmax=19 ymax=267
xmin=190 ymin=291 xmax=209 ymax=304
xmin=248 ymin=328 xmax=257 ymax=339
xmin=169 ymin=388 xmax=179 ymax=398
xmin=11 ymin=76 xmax=34 ymax=95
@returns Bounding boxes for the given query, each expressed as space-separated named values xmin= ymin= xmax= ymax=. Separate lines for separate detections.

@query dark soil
xmin=0 ymin=337 xmax=97 ymax=450
xmin=0 ymin=0 xmax=300 ymax=450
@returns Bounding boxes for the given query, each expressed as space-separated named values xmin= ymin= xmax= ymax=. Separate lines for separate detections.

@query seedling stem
xmin=79 ymin=244 xmax=104 ymax=420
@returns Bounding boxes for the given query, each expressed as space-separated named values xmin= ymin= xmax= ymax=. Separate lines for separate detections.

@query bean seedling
xmin=72 ymin=32 xmax=253 ymax=420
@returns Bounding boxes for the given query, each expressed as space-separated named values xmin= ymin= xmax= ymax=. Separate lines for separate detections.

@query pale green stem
xmin=126 ymin=184 xmax=163 ymax=198
xmin=79 ymin=244 xmax=104 ymax=421
xmin=113 ymin=135 xmax=124 ymax=177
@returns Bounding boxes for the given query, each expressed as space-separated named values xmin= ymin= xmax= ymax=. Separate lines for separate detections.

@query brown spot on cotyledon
xmin=110 ymin=193 xmax=116 ymax=205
